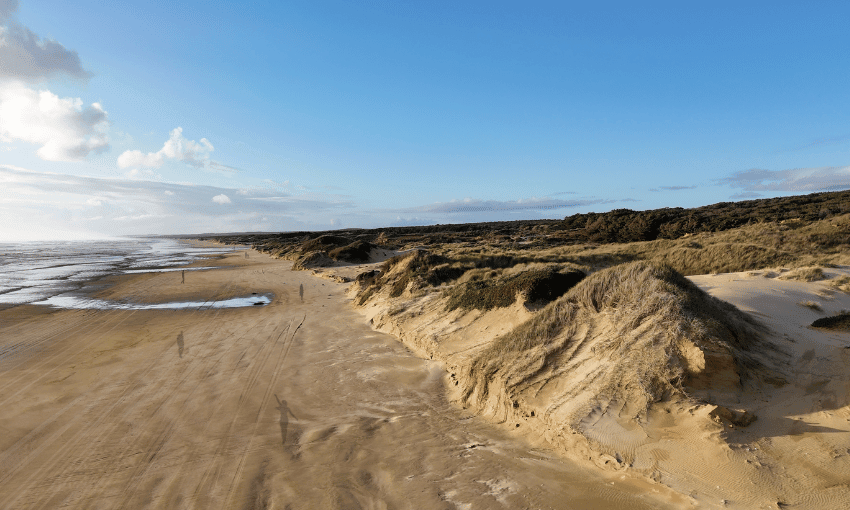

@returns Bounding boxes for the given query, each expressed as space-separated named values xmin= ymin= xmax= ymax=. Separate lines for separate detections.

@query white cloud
xmin=117 ymin=127 xmax=214 ymax=169
xmin=0 ymin=82 xmax=109 ymax=160
xmin=164 ymin=190 xmax=174 ymax=195
xmin=117 ymin=150 xmax=162 ymax=169
xmin=86 ymin=198 xmax=102 ymax=206
xmin=0 ymin=1 xmax=90 ymax=82
xmin=0 ymin=165 xmax=603 ymax=237
xmin=0 ymin=164 xmax=360 ymax=238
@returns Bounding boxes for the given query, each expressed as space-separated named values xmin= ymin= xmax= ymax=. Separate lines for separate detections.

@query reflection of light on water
xmin=0 ymin=238 xmax=244 ymax=305
xmin=34 ymin=294 xmax=272 ymax=310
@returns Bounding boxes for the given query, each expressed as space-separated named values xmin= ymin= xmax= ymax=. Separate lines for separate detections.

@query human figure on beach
xmin=245 ymin=251 xmax=249 ymax=259
xmin=176 ymin=331 xmax=184 ymax=358
xmin=181 ymin=270 xmax=185 ymax=284
xmin=275 ymin=395 xmax=297 ymax=445
xmin=299 ymin=283 xmax=304 ymax=302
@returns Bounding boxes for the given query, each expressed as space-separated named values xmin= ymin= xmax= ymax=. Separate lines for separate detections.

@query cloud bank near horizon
xmin=0 ymin=165 xmax=612 ymax=239
xmin=397 ymin=197 xmax=611 ymax=215
xmin=719 ymin=166 xmax=850 ymax=193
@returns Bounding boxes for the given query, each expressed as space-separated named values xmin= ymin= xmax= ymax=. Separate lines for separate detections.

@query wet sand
xmin=0 ymin=249 xmax=680 ymax=509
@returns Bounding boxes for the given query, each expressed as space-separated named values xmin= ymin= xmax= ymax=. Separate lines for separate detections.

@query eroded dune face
xmin=459 ymin=262 xmax=777 ymax=427
xmin=352 ymin=256 xmax=850 ymax=508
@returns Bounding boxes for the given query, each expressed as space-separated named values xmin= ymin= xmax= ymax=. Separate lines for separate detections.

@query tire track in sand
xmin=219 ymin=314 xmax=306 ymax=509
xmin=180 ymin=317 xmax=296 ymax=509
xmin=0 ymin=281 xmax=244 ymax=509
xmin=26 ymin=282 xmax=254 ymax=510
xmin=0 ymin=274 xmax=190 ymax=492
xmin=104 ymin=313 xmax=294 ymax=509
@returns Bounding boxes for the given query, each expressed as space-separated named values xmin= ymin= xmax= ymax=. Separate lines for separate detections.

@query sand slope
xmin=348 ymin=258 xmax=850 ymax=509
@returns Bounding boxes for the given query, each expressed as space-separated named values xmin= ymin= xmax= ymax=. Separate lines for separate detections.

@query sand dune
xmin=0 ymin=249 xmax=682 ymax=509
xmin=346 ymin=254 xmax=850 ymax=509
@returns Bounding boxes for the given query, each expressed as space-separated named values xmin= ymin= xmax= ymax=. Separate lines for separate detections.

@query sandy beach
xmin=0 ymin=248 xmax=685 ymax=509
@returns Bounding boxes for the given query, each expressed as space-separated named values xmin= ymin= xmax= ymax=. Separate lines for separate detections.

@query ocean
xmin=0 ymin=237 xmax=244 ymax=308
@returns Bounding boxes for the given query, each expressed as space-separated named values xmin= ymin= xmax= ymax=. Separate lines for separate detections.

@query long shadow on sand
xmin=275 ymin=394 xmax=297 ymax=446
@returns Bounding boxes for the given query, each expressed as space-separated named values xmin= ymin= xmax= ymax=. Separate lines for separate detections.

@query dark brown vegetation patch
xmin=355 ymin=269 xmax=381 ymax=285
xmin=560 ymin=191 xmax=850 ymax=243
xmin=811 ymin=313 xmax=850 ymax=331
xmin=385 ymin=251 xmax=461 ymax=298
xmin=445 ymin=268 xmax=585 ymax=312
xmin=328 ymin=240 xmax=375 ymax=263
xmin=302 ymin=235 xmax=354 ymax=253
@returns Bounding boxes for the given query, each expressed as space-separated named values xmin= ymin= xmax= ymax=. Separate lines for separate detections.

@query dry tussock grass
xmin=779 ymin=267 xmax=826 ymax=282
xmin=439 ymin=213 xmax=850 ymax=278
xmin=461 ymin=261 xmax=776 ymax=423
xmin=830 ymin=275 xmax=850 ymax=294
xmin=798 ymin=300 xmax=823 ymax=312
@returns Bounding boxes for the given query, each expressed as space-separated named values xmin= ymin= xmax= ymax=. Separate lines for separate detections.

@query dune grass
xmin=780 ymin=267 xmax=826 ymax=282
xmin=830 ymin=276 xmax=850 ymax=294
xmin=798 ymin=300 xmax=823 ymax=312
xmin=461 ymin=261 xmax=776 ymax=421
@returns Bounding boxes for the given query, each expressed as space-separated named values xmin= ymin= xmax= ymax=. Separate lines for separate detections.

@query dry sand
xmin=339 ymin=258 xmax=850 ymax=510
xmin=0 ymin=249 xmax=685 ymax=509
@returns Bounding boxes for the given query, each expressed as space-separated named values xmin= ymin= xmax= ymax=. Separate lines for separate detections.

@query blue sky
xmin=2 ymin=0 xmax=849 ymax=240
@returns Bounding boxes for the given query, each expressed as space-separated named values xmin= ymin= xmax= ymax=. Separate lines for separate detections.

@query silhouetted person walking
xmin=181 ymin=270 xmax=185 ymax=284
xmin=299 ymin=283 xmax=304 ymax=302
xmin=176 ymin=331 xmax=184 ymax=358
xmin=275 ymin=395 xmax=297 ymax=445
